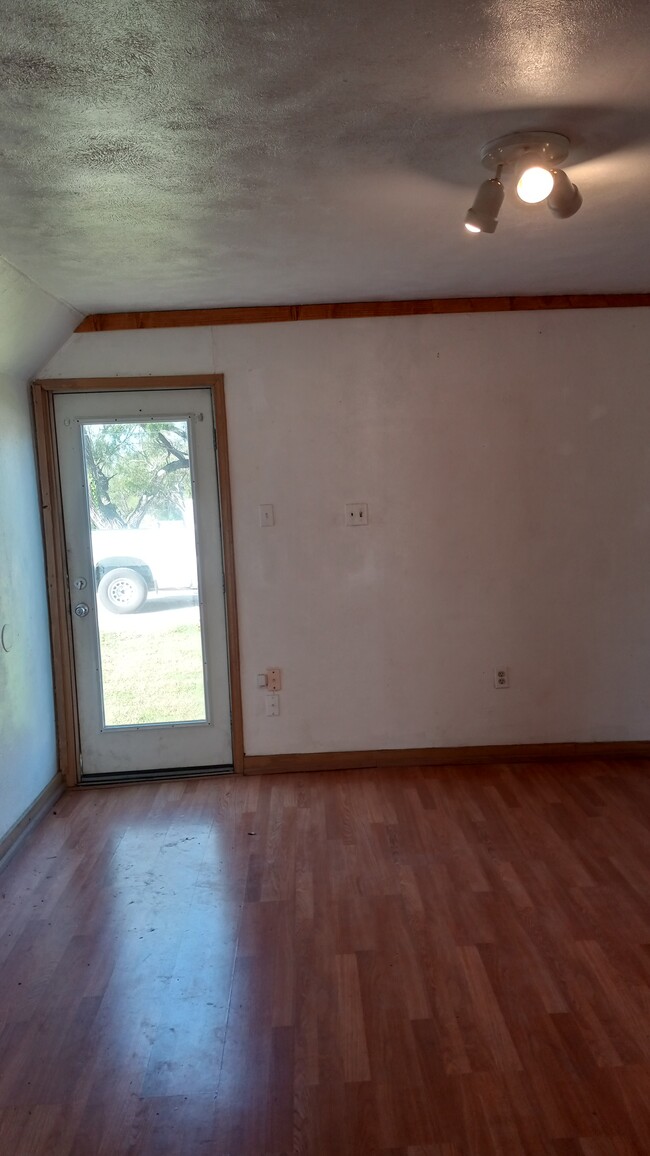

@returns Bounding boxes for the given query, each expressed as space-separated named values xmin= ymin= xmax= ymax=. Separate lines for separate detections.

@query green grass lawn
xmin=99 ymin=623 xmax=206 ymax=726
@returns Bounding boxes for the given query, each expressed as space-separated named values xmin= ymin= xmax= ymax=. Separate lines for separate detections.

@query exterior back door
xmin=54 ymin=388 xmax=232 ymax=776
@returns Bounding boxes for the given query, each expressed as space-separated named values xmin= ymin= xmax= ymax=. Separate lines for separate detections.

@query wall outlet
xmin=265 ymin=693 xmax=280 ymax=716
xmin=494 ymin=667 xmax=510 ymax=689
xmin=266 ymin=667 xmax=281 ymax=691
xmin=345 ymin=502 xmax=368 ymax=526
xmin=259 ymin=504 xmax=275 ymax=527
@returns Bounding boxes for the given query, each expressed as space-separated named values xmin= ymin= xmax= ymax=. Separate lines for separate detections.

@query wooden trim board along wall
xmin=75 ymin=292 xmax=650 ymax=332
xmin=32 ymin=375 xmax=244 ymax=785
xmin=0 ymin=774 xmax=65 ymax=874
xmin=244 ymin=742 xmax=650 ymax=775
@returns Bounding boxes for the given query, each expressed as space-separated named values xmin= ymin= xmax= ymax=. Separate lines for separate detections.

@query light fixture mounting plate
xmin=480 ymin=131 xmax=570 ymax=171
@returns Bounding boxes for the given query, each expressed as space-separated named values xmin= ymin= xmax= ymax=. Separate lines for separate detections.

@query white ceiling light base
xmin=480 ymin=131 xmax=570 ymax=172
xmin=464 ymin=130 xmax=582 ymax=233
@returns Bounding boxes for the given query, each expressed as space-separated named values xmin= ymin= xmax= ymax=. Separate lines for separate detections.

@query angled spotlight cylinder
xmin=464 ymin=177 xmax=504 ymax=234
xmin=547 ymin=168 xmax=583 ymax=218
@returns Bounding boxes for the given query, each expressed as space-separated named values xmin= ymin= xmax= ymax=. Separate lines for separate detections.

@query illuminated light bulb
xmin=464 ymin=221 xmax=481 ymax=233
xmin=516 ymin=163 xmax=554 ymax=204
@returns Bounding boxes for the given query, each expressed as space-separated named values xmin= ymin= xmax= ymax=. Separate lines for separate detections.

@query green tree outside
xmin=84 ymin=420 xmax=192 ymax=529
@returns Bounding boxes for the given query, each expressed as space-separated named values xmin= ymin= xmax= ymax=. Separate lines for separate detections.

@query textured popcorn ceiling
xmin=1 ymin=0 xmax=649 ymax=311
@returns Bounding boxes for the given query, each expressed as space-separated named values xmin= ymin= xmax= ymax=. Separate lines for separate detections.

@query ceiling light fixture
xmin=464 ymin=131 xmax=582 ymax=233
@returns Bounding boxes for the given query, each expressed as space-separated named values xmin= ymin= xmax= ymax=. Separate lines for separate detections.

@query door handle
xmin=74 ymin=603 xmax=90 ymax=618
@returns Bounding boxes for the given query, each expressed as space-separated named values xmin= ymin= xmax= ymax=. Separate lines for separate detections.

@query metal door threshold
xmin=79 ymin=764 xmax=234 ymax=787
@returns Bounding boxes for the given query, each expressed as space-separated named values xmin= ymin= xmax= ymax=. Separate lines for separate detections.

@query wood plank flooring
xmin=0 ymin=760 xmax=648 ymax=1155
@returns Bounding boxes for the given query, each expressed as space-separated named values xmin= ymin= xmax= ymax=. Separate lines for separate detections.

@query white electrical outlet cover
xmin=345 ymin=502 xmax=368 ymax=525
xmin=493 ymin=667 xmax=510 ymax=689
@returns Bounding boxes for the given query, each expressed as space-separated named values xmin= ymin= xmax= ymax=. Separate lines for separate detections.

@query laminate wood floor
xmin=0 ymin=761 xmax=648 ymax=1155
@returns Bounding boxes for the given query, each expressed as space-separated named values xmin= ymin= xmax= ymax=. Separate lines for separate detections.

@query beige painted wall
xmin=42 ymin=307 xmax=650 ymax=756
xmin=0 ymin=259 xmax=80 ymax=842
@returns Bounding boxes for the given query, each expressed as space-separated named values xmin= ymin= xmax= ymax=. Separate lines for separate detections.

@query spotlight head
xmin=464 ymin=177 xmax=504 ymax=234
xmin=516 ymin=159 xmax=554 ymax=204
xmin=547 ymin=168 xmax=583 ymax=218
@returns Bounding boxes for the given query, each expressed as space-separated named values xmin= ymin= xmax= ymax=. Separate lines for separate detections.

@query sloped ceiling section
xmin=0 ymin=257 xmax=81 ymax=379
xmin=1 ymin=0 xmax=649 ymax=312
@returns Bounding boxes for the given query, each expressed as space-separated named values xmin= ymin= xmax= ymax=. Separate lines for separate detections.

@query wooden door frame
xmin=32 ymin=374 xmax=244 ymax=784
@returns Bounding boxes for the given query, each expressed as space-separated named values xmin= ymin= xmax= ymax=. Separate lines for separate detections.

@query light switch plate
xmin=266 ymin=667 xmax=281 ymax=691
xmin=265 ymin=693 xmax=280 ymax=716
xmin=259 ymin=504 xmax=275 ymax=527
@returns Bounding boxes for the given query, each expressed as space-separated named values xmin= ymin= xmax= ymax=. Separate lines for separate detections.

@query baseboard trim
xmin=243 ymin=741 xmax=650 ymax=776
xmin=0 ymin=774 xmax=65 ymax=874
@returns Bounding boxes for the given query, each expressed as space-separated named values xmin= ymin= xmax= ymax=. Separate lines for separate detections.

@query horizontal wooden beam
xmin=75 ymin=293 xmax=650 ymax=333
xmin=243 ymin=741 xmax=650 ymax=776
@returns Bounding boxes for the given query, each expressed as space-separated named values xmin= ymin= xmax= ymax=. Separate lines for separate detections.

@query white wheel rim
xmin=109 ymin=578 xmax=138 ymax=606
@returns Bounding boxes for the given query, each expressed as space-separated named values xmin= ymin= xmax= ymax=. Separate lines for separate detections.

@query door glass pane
xmin=82 ymin=419 xmax=208 ymax=727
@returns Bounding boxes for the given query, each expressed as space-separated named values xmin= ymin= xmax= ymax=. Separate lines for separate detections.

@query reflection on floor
xmin=0 ymin=761 xmax=648 ymax=1154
